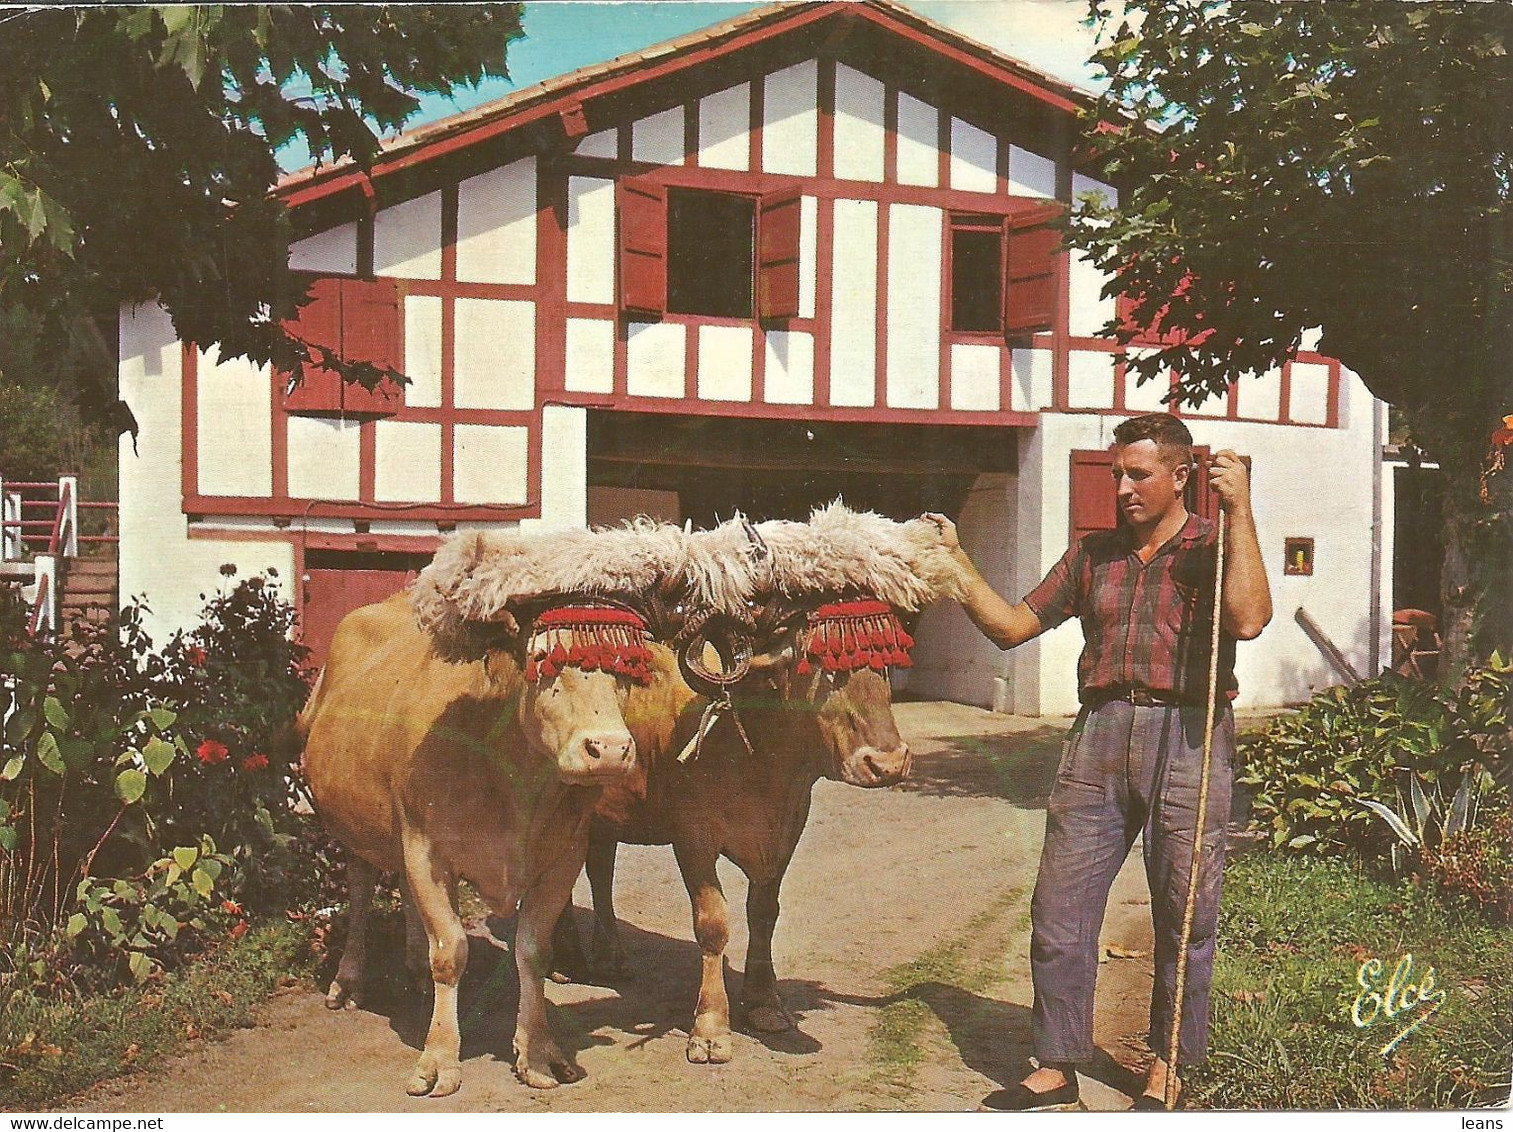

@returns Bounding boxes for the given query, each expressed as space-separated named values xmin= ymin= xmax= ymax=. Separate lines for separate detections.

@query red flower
xmin=228 ymin=920 xmax=248 ymax=941
xmin=195 ymin=739 xmax=229 ymax=765
xmin=185 ymin=646 xmax=208 ymax=666
xmin=221 ymin=899 xmax=244 ymax=916
xmin=240 ymin=753 xmax=269 ymax=772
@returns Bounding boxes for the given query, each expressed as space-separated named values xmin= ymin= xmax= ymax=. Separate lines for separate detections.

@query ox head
xmin=513 ymin=600 xmax=653 ymax=784
xmin=678 ymin=593 xmax=914 ymax=788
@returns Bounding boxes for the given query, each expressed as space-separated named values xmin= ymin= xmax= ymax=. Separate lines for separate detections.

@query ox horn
xmin=741 ymin=518 xmax=769 ymax=561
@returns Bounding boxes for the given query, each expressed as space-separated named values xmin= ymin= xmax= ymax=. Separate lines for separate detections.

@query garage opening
xmin=585 ymin=411 xmax=1017 ymax=529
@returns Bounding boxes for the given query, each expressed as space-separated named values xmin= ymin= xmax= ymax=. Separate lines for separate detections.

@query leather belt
xmin=1083 ymin=687 xmax=1198 ymax=708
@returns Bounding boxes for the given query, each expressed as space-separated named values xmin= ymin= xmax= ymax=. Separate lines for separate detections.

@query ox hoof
xmin=513 ymin=1046 xmax=584 ymax=1089
xmin=744 ymin=1003 xmax=791 ymax=1033
xmin=686 ymin=1033 xmax=733 ymax=1064
xmin=405 ymin=1055 xmax=461 ymax=1098
xmin=324 ymin=981 xmax=361 ymax=1011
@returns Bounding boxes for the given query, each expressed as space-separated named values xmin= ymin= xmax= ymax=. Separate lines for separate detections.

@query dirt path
xmin=82 ymin=703 xmax=1163 ymax=1113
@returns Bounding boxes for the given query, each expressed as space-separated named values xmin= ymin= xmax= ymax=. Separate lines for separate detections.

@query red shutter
xmin=282 ymin=275 xmax=344 ymax=413
xmin=1070 ymin=449 xmax=1118 ymax=543
xmin=618 ymin=178 xmax=667 ymax=317
xmin=338 ymin=277 xmax=404 ymax=416
xmin=756 ymin=188 xmax=802 ymax=321
xmin=1004 ymin=214 xmax=1060 ymax=336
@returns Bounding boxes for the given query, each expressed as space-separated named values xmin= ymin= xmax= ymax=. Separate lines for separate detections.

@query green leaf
xmin=1288 ymin=834 xmax=1317 ymax=849
xmin=115 ymin=767 xmax=148 ymax=804
xmin=127 ymin=951 xmax=153 ymax=983
xmin=65 ymin=912 xmax=87 ymax=939
xmin=43 ymin=696 xmax=69 ymax=730
xmin=100 ymin=906 xmax=123 ymax=936
xmin=36 ymin=731 xmax=65 ymax=775
xmin=60 ymin=737 xmax=94 ymax=772
xmin=0 ymin=825 xmax=16 ymax=853
xmin=191 ymin=866 xmax=214 ymax=898
xmin=199 ymin=856 xmax=223 ymax=882
xmin=143 ymin=736 xmax=176 ymax=776
xmin=149 ymin=707 xmax=178 ymax=731
xmin=0 ymin=754 xmax=24 ymax=781
xmin=172 ymin=845 xmax=199 ymax=870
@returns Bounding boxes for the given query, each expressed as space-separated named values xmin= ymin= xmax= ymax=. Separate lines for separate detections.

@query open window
xmin=617 ymin=177 xmax=801 ymax=322
xmin=281 ymin=274 xmax=404 ymax=416
xmin=945 ymin=207 xmax=1060 ymax=338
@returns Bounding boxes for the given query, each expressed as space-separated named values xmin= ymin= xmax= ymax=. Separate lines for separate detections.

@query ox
xmin=302 ymin=522 xmax=698 ymax=1097
xmin=555 ymin=505 xmax=966 ymax=1064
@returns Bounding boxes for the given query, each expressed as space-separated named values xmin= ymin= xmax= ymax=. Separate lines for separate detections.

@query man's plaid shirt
xmin=1024 ymin=512 xmax=1237 ymax=704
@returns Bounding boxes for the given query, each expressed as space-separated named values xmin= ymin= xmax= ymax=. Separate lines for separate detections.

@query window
xmin=945 ymin=208 xmax=1060 ymax=337
xmin=281 ymin=274 xmax=404 ymax=416
xmin=617 ymin=177 xmax=802 ymax=322
xmin=668 ymin=189 xmax=755 ymax=317
xmin=1069 ymin=446 xmax=1238 ymax=541
xmin=949 ymin=217 xmax=1003 ymax=332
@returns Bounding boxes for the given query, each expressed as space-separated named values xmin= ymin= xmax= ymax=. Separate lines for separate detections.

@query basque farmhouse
xmin=116 ymin=0 xmax=1393 ymax=715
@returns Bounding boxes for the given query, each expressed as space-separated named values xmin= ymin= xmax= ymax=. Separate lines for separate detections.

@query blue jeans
xmin=1029 ymin=699 xmax=1234 ymax=1068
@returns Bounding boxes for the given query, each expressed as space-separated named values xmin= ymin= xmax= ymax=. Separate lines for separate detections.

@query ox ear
xmin=747 ymin=626 xmax=799 ymax=674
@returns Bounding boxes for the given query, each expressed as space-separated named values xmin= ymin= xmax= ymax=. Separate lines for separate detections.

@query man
xmin=927 ymin=412 xmax=1271 ymax=1112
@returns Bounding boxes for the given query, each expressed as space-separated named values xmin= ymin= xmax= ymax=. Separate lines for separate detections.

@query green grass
xmin=1191 ymin=852 xmax=1512 ymax=1110
xmin=0 ymin=917 xmax=319 ymax=1111
xmin=866 ymin=889 xmax=1025 ymax=1098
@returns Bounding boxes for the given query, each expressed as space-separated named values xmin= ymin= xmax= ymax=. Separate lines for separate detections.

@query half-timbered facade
xmin=118 ymin=0 xmax=1390 ymax=712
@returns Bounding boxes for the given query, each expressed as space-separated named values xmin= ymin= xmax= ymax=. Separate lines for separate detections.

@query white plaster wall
xmin=949 ymin=343 xmax=1000 ymax=411
xmin=567 ymin=177 xmax=616 ymax=305
xmin=833 ymin=64 xmax=885 ymax=183
xmin=829 ymin=198 xmax=879 ymax=407
xmin=1009 ymin=146 xmax=1056 ymax=199
xmin=632 ymin=106 xmax=685 ymax=166
xmin=454 ymin=298 xmax=535 ymax=410
xmin=763 ymin=331 xmax=814 ymax=404
xmin=456 ymin=157 xmax=537 ymax=285
xmin=885 ymin=202 xmax=941 ymax=409
xmin=1124 ymin=364 xmax=1174 ymax=413
xmin=799 ymin=195 xmax=818 ymax=320
xmin=521 ymin=406 xmax=588 ymax=532
xmin=1238 ymin=367 xmax=1283 ymax=421
xmin=696 ymin=324 xmax=754 ymax=401
xmin=403 ymin=295 xmax=443 ymax=408
xmin=453 ymin=424 xmax=529 ymax=505
xmin=1066 ymin=349 xmax=1116 ymax=410
xmin=565 ymin=317 xmax=616 ymax=394
xmin=762 ymin=61 xmax=817 ymax=177
xmin=908 ymin=471 xmax=1019 ymax=708
xmin=577 ymin=129 xmax=617 ymax=159
xmin=373 ymin=191 xmax=442 ymax=279
xmin=950 ymin=117 xmax=998 ymax=193
xmin=288 ymin=224 xmax=357 ymax=274
xmin=373 ymin=421 xmax=441 ymax=502
xmin=626 ymin=322 xmax=686 ymax=398
xmin=1072 ymin=172 xmax=1118 ymax=212
xmin=1290 ymin=362 xmax=1332 ymax=424
xmin=1069 ymin=249 xmax=1117 ymax=338
xmin=118 ymin=304 xmax=292 ymax=646
xmin=286 ymin=417 xmax=361 ymax=500
xmin=195 ymin=345 xmax=272 ymax=497
xmin=895 ymin=92 xmax=938 ymax=188
xmin=1011 ymin=347 xmax=1054 ymax=413
xmin=698 ymin=83 xmax=750 ymax=170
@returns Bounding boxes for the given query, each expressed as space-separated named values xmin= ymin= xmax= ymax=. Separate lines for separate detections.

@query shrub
xmin=1419 ymin=802 xmax=1513 ymax=923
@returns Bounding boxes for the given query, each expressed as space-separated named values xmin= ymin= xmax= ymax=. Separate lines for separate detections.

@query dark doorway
xmin=1393 ymin=465 xmax=1443 ymax=619
xmin=586 ymin=411 xmax=1017 ymax=528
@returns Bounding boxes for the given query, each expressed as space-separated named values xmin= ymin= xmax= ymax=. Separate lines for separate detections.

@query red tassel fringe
xmin=798 ymin=598 xmax=914 ymax=675
xmin=525 ymin=604 xmax=655 ymax=686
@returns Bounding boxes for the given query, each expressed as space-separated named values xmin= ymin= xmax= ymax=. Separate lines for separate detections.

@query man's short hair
xmin=1113 ymin=413 xmax=1194 ymax=469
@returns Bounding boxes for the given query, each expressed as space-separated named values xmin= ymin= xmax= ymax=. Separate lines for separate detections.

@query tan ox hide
xmin=557 ymin=598 xmax=915 ymax=1064
xmin=300 ymin=594 xmax=642 ymax=1096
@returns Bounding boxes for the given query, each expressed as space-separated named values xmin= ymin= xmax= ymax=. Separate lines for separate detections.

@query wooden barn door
xmin=300 ymin=550 xmax=431 ymax=668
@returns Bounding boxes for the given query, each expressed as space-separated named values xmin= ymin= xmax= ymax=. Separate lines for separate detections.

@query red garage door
xmin=300 ymin=550 xmax=431 ymax=669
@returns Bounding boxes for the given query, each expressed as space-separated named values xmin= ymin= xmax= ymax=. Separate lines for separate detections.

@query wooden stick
xmin=1165 ymin=507 xmax=1226 ymax=1110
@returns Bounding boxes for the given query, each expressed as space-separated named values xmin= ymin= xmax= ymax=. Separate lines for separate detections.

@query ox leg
xmin=550 ymin=898 xmax=589 ymax=984
xmin=398 ymin=878 xmax=431 ymax=988
xmin=402 ymin=836 xmax=468 ymax=1098
xmin=327 ymin=857 xmax=376 ymax=1010
xmin=512 ymin=853 xmax=587 ymax=1088
xmin=742 ymin=876 xmax=792 ymax=1033
xmin=586 ymin=828 xmax=631 ymax=980
xmin=675 ymin=842 xmax=734 ymax=1064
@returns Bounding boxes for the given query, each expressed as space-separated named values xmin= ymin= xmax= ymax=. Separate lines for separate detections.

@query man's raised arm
xmin=922 ymin=512 xmax=1046 ymax=650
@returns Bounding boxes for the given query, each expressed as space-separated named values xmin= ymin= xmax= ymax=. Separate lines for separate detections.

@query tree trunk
xmin=1435 ymin=416 xmax=1513 ymax=679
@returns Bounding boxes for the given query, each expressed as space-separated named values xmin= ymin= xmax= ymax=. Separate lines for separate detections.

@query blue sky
xmin=278 ymin=1 xmax=1104 ymax=173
